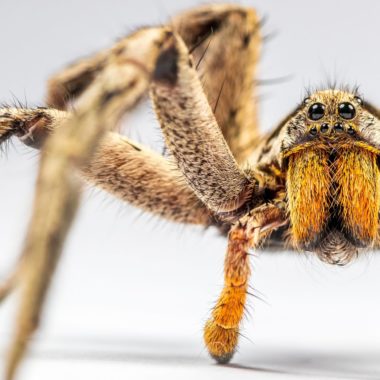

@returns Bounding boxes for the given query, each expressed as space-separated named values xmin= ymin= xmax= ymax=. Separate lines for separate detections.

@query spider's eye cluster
xmin=338 ymin=102 xmax=356 ymax=120
xmin=307 ymin=101 xmax=358 ymax=122
xmin=307 ymin=103 xmax=325 ymax=121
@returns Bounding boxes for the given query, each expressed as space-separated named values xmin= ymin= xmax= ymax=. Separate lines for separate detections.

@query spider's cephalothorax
xmin=0 ymin=4 xmax=378 ymax=379
xmin=279 ymin=90 xmax=380 ymax=265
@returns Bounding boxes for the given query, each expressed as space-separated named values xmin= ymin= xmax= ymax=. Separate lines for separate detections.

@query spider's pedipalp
xmin=151 ymin=32 xmax=257 ymax=214
xmin=172 ymin=4 xmax=262 ymax=164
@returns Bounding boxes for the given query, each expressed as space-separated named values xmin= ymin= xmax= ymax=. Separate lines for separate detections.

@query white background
xmin=0 ymin=1 xmax=379 ymax=379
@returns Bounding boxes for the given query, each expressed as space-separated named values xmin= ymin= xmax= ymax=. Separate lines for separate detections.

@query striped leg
xmin=46 ymin=5 xmax=262 ymax=163
xmin=150 ymin=32 xmax=256 ymax=213
xmin=173 ymin=4 xmax=262 ymax=163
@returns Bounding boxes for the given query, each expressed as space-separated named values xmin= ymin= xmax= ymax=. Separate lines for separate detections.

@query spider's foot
xmin=203 ymin=319 xmax=238 ymax=364
xmin=0 ymin=107 xmax=58 ymax=148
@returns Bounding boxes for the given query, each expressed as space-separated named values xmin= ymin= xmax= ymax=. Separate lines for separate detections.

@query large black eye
xmin=308 ymin=103 xmax=325 ymax=121
xmin=338 ymin=102 xmax=356 ymax=120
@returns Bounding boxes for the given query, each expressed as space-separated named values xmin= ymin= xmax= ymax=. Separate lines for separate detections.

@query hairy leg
xmin=142 ymin=32 xmax=284 ymax=358
xmin=82 ymin=132 xmax=210 ymax=225
xmin=0 ymin=107 xmax=210 ymax=225
xmin=46 ymin=5 xmax=262 ymax=163
xmin=204 ymin=205 xmax=285 ymax=362
xmin=151 ymin=32 xmax=258 ymax=214
xmin=2 ymin=24 xmax=266 ymax=378
xmin=0 ymin=110 xmax=210 ymax=307
xmin=3 ymin=27 xmax=174 ymax=380
xmin=46 ymin=28 xmax=161 ymax=110
xmin=46 ymin=49 xmax=108 ymax=110
xmin=172 ymin=4 xmax=262 ymax=164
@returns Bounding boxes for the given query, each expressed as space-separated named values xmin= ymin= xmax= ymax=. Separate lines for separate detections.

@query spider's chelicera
xmin=0 ymin=4 xmax=378 ymax=379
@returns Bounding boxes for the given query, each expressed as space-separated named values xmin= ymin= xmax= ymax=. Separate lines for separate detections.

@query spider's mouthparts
xmin=286 ymin=145 xmax=380 ymax=263
xmin=315 ymin=230 xmax=358 ymax=266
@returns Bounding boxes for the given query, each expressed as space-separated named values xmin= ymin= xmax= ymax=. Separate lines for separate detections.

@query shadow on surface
xmin=235 ymin=349 xmax=380 ymax=380
xmin=18 ymin=335 xmax=380 ymax=380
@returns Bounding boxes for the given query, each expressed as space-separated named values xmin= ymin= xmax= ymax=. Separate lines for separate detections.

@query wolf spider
xmin=0 ymin=3 xmax=379 ymax=379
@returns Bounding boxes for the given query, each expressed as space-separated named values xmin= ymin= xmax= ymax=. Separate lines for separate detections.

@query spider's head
xmin=280 ymin=89 xmax=380 ymax=265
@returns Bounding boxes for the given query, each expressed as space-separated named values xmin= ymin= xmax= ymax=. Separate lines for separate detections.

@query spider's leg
xmin=46 ymin=50 xmax=107 ymax=110
xmin=3 ymin=27 xmax=174 ymax=380
xmin=1 ymin=107 xmax=211 ymax=225
xmin=151 ymin=33 xmax=260 ymax=214
xmin=172 ymin=4 xmax=262 ymax=164
xmin=1 ymin=120 xmax=213 ymax=310
xmin=204 ymin=205 xmax=285 ymax=362
xmin=47 ymin=5 xmax=262 ymax=162
xmin=0 ymin=114 xmax=211 ymax=305
xmin=45 ymin=27 xmax=159 ymax=110
xmin=0 ymin=267 xmax=19 ymax=303
xmin=81 ymin=132 xmax=211 ymax=225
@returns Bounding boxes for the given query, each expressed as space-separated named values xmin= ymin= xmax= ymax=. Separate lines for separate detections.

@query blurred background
xmin=0 ymin=1 xmax=380 ymax=379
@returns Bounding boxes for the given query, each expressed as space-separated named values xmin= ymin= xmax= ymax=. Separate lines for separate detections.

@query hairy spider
xmin=0 ymin=3 xmax=379 ymax=379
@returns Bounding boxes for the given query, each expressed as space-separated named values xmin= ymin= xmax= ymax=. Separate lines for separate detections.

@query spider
xmin=0 ymin=3 xmax=379 ymax=380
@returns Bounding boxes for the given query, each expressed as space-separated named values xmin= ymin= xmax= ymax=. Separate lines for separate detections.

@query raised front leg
xmin=46 ymin=5 xmax=262 ymax=163
xmin=46 ymin=49 xmax=108 ymax=110
xmin=204 ymin=205 xmax=285 ymax=362
xmin=151 ymin=32 xmax=258 ymax=214
xmin=3 ymin=27 xmax=176 ymax=380
xmin=173 ymin=5 xmax=262 ymax=163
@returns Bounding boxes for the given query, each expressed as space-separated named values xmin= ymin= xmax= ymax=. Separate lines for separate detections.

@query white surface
xmin=0 ymin=1 xmax=380 ymax=379
xmin=1 ymin=241 xmax=380 ymax=380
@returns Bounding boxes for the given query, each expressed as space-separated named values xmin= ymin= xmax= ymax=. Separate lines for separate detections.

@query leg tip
xmin=210 ymin=350 xmax=235 ymax=364
xmin=204 ymin=319 xmax=238 ymax=364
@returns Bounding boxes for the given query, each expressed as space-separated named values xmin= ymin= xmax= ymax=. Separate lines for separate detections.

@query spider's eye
xmin=303 ymin=97 xmax=311 ymax=105
xmin=308 ymin=103 xmax=325 ymax=121
xmin=338 ymin=102 xmax=356 ymax=120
